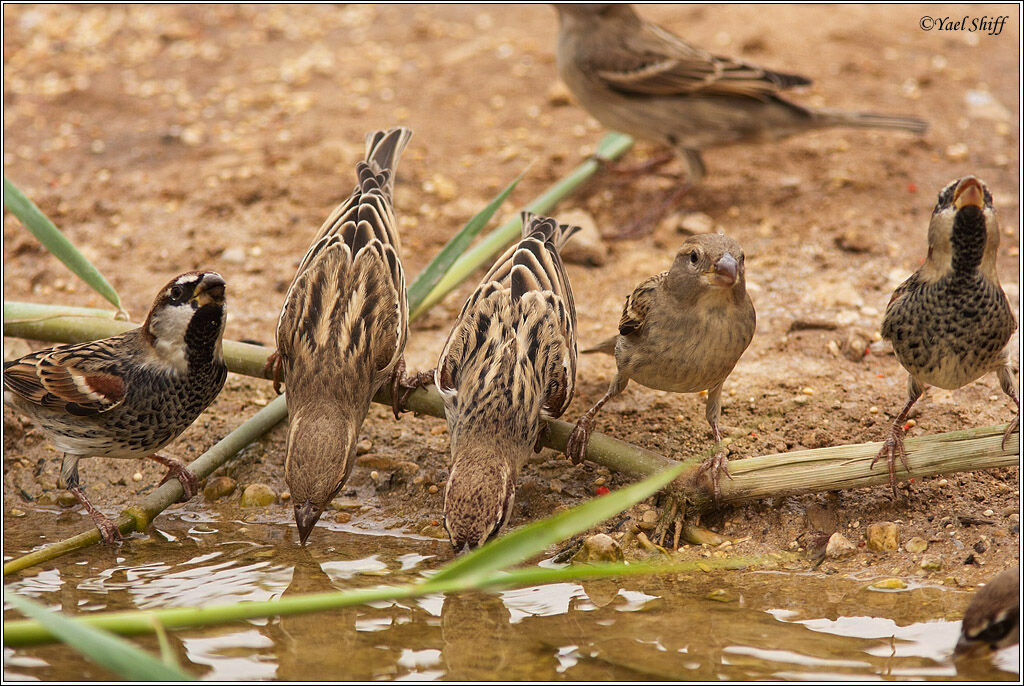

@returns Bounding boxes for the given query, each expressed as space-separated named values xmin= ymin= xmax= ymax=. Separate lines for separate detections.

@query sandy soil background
xmin=3 ymin=5 xmax=1020 ymax=583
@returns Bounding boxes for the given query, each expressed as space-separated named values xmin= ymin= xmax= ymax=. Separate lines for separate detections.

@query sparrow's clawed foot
xmin=565 ymin=416 xmax=595 ymax=464
xmin=390 ymin=358 xmax=435 ymax=419
xmin=151 ymin=454 xmax=199 ymax=501
xmin=652 ymin=495 xmax=684 ymax=550
xmin=264 ymin=351 xmax=284 ymax=395
xmin=1002 ymin=414 xmax=1019 ymax=452
xmin=696 ymin=448 xmax=733 ymax=503
xmin=871 ymin=424 xmax=910 ymax=498
xmin=68 ymin=486 xmax=123 ymax=544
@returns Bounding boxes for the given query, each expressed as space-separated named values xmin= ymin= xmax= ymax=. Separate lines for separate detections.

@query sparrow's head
xmin=443 ymin=454 xmax=516 ymax=555
xmin=667 ymin=233 xmax=747 ymax=301
xmin=925 ymin=176 xmax=1000 ymax=280
xmin=955 ymin=566 xmax=1019 ymax=657
xmin=144 ymin=271 xmax=227 ymax=368
xmin=285 ymin=404 xmax=359 ymax=545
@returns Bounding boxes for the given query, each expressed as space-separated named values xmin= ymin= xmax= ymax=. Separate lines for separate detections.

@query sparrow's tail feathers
xmin=815 ymin=109 xmax=928 ymax=134
xmin=581 ymin=336 xmax=617 ymax=356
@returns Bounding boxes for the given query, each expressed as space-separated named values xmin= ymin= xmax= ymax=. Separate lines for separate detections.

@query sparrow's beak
xmin=954 ymin=177 xmax=985 ymax=210
xmin=295 ymin=499 xmax=322 ymax=545
xmin=953 ymin=635 xmax=976 ymax=657
xmin=191 ymin=273 xmax=227 ymax=308
xmin=710 ymin=252 xmax=738 ymax=286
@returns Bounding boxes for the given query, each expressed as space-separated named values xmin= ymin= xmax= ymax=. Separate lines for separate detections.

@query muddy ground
xmin=3 ymin=5 xmax=1020 ymax=585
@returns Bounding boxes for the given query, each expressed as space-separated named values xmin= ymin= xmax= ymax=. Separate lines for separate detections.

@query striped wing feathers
xmin=617 ymin=272 xmax=665 ymax=337
xmin=438 ymin=213 xmax=579 ymax=420
xmin=3 ymin=340 xmax=127 ymax=416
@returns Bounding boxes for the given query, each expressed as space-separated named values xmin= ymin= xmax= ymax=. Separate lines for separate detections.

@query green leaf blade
xmin=3 ymin=590 xmax=194 ymax=680
xmin=3 ymin=176 xmax=121 ymax=310
xmin=406 ymin=172 xmax=523 ymax=317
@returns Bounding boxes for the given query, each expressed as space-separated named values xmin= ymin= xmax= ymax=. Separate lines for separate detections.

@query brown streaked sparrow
xmin=436 ymin=212 xmax=579 ymax=552
xmin=269 ymin=127 xmax=414 ymax=545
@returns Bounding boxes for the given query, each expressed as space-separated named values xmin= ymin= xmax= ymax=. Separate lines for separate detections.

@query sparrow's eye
xmin=169 ymin=285 xmax=184 ymax=301
xmin=689 ymin=250 xmax=699 ymax=264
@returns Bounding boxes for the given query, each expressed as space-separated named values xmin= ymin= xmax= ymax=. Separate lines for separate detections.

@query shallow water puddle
xmin=3 ymin=511 xmax=1018 ymax=681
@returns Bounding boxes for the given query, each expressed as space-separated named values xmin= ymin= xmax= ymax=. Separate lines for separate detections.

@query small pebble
xmin=870 ymin=577 xmax=908 ymax=590
xmin=356 ymin=439 xmax=373 ymax=455
xmin=428 ymin=485 xmax=438 ymax=494
xmin=335 ymin=512 xmax=351 ymax=524
xmin=920 ymin=556 xmax=943 ymax=572
xmin=705 ymin=588 xmax=737 ymax=602
xmin=221 ymin=246 xmax=246 ymax=264
xmin=638 ymin=509 xmax=659 ymax=531
xmin=826 ymin=532 xmax=857 ymax=559
xmin=983 ymin=509 xmax=994 ymax=517
xmin=240 ymin=483 xmax=277 ymax=507
xmin=677 ymin=211 xmax=715 ymax=235
xmin=594 ymin=477 xmax=606 ymax=487
xmin=57 ymin=492 xmax=79 ymax=508
xmin=558 ymin=209 xmax=608 ymax=267
xmin=571 ymin=533 xmax=623 ymax=564
xmin=203 ymin=476 xmax=237 ymax=502
xmin=280 ymin=491 xmax=291 ymax=502
xmin=9 ymin=508 xmax=26 ymax=518
xmin=937 ymin=479 xmax=949 ymax=487
xmin=868 ymin=406 xmax=879 ymax=414
xmin=945 ymin=143 xmax=969 ymax=161
xmin=867 ymin=521 xmax=900 ymax=551
xmin=132 ymin=472 xmax=143 ymax=482
xmin=904 ymin=536 xmax=928 ymax=554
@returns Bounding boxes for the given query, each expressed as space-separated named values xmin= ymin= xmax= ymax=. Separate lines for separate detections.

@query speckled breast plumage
xmin=882 ymin=272 xmax=1015 ymax=390
xmin=6 ymin=332 xmax=227 ymax=460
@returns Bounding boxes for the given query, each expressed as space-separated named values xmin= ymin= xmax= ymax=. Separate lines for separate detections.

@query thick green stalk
xmin=409 ymin=132 xmax=633 ymax=319
xmin=3 ymin=557 xmax=752 ymax=647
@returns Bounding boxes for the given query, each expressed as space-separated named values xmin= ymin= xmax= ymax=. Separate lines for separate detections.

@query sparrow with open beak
xmin=567 ymin=233 xmax=755 ymax=502
xmin=875 ymin=176 xmax=1018 ymax=497
xmin=4 ymin=271 xmax=228 ymax=543
xmin=436 ymin=212 xmax=579 ymax=553
xmin=270 ymin=127 xmax=413 ymax=545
